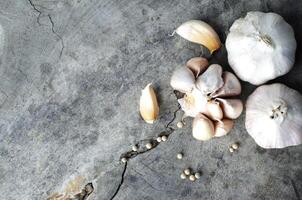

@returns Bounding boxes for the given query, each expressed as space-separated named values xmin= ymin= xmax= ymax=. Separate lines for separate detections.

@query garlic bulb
xmin=226 ymin=12 xmax=296 ymax=85
xmin=214 ymin=119 xmax=234 ymax=137
xmin=246 ymin=83 xmax=302 ymax=148
xmin=139 ymin=83 xmax=159 ymax=124
xmin=175 ymin=20 xmax=221 ymax=54
xmin=186 ymin=57 xmax=209 ymax=77
xmin=192 ymin=113 xmax=215 ymax=141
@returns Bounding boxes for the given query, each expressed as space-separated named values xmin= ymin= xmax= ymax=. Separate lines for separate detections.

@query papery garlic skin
xmin=213 ymin=72 xmax=241 ymax=97
xmin=214 ymin=119 xmax=234 ymax=137
xmin=176 ymin=20 xmax=221 ymax=54
xmin=170 ymin=67 xmax=195 ymax=93
xmin=192 ymin=114 xmax=215 ymax=141
xmin=186 ymin=57 xmax=209 ymax=77
xmin=195 ymin=64 xmax=223 ymax=95
xmin=139 ymin=83 xmax=159 ymax=124
xmin=226 ymin=12 xmax=296 ymax=85
xmin=178 ymin=86 xmax=207 ymax=117
xmin=246 ymin=83 xmax=302 ymax=148
xmin=204 ymin=101 xmax=223 ymax=121
xmin=217 ymin=98 xmax=243 ymax=119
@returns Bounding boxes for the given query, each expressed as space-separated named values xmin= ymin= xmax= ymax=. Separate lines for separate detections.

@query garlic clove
xmin=186 ymin=57 xmax=209 ymax=77
xmin=217 ymin=98 xmax=243 ymax=119
xmin=204 ymin=100 xmax=223 ymax=121
xmin=175 ymin=20 xmax=221 ymax=54
xmin=170 ymin=67 xmax=195 ymax=93
xmin=213 ymin=72 xmax=241 ymax=98
xmin=214 ymin=119 xmax=234 ymax=137
xmin=192 ymin=113 xmax=215 ymax=141
xmin=195 ymin=64 xmax=224 ymax=95
xmin=139 ymin=83 xmax=159 ymax=124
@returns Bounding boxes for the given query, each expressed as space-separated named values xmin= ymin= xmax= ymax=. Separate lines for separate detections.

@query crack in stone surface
xmin=27 ymin=0 xmax=42 ymax=25
xmin=290 ymin=179 xmax=301 ymax=200
xmin=48 ymin=14 xmax=65 ymax=58
xmin=109 ymin=162 xmax=128 ymax=200
xmin=110 ymin=92 xmax=181 ymax=199
xmin=27 ymin=0 xmax=65 ymax=58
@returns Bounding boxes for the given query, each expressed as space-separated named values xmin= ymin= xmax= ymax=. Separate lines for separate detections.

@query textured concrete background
xmin=0 ymin=0 xmax=301 ymax=200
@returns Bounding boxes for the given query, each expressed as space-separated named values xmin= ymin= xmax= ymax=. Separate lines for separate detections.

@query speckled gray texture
xmin=0 ymin=0 xmax=301 ymax=200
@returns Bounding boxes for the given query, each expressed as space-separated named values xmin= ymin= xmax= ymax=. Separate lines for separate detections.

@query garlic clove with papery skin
xmin=178 ymin=86 xmax=207 ymax=118
xmin=214 ymin=119 xmax=234 ymax=137
xmin=175 ymin=20 xmax=221 ymax=54
xmin=192 ymin=113 xmax=215 ymax=141
xmin=195 ymin=64 xmax=224 ymax=95
xmin=213 ymin=72 xmax=241 ymax=98
xmin=246 ymin=83 xmax=302 ymax=148
xmin=217 ymin=98 xmax=243 ymax=119
xmin=139 ymin=83 xmax=159 ymax=124
xmin=186 ymin=57 xmax=209 ymax=77
xmin=170 ymin=67 xmax=195 ymax=93
xmin=204 ymin=100 xmax=223 ymax=121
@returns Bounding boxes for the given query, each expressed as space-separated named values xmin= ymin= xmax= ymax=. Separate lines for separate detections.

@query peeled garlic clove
xmin=175 ymin=20 xmax=221 ymax=54
xmin=139 ymin=83 xmax=159 ymax=124
xmin=217 ymin=98 xmax=243 ymax=119
xmin=214 ymin=119 xmax=234 ymax=137
xmin=246 ymin=83 xmax=302 ymax=148
xmin=213 ymin=72 xmax=241 ymax=98
xmin=186 ymin=57 xmax=209 ymax=77
xmin=204 ymin=101 xmax=223 ymax=121
xmin=170 ymin=67 xmax=195 ymax=93
xmin=192 ymin=113 xmax=215 ymax=141
xmin=195 ymin=64 xmax=224 ymax=95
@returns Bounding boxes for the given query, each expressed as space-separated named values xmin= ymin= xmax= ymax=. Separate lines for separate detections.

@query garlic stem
xmin=270 ymin=102 xmax=287 ymax=119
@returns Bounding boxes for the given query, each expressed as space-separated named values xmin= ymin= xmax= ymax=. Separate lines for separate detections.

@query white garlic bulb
xmin=226 ymin=12 xmax=296 ymax=85
xmin=139 ymin=83 xmax=159 ymax=124
xmin=175 ymin=20 xmax=221 ymax=54
xmin=246 ymin=83 xmax=302 ymax=148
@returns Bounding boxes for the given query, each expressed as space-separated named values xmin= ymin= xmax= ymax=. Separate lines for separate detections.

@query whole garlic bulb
xmin=246 ymin=83 xmax=302 ymax=148
xmin=226 ymin=12 xmax=296 ymax=85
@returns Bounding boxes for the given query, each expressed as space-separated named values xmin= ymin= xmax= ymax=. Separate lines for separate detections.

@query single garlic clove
xmin=217 ymin=98 xmax=243 ymax=119
xmin=139 ymin=83 xmax=159 ymax=124
xmin=170 ymin=67 xmax=195 ymax=93
xmin=214 ymin=119 xmax=234 ymax=137
xmin=213 ymin=72 xmax=241 ymax=98
xmin=192 ymin=113 xmax=215 ymax=141
xmin=204 ymin=100 xmax=223 ymax=121
xmin=186 ymin=57 xmax=209 ymax=77
xmin=175 ymin=20 xmax=221 ymax=54
xmin=195 ymin=64 xmax=224 ymax=95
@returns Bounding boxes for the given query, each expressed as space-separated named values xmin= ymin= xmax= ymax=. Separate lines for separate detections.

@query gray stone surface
xmin=0 ymin=0 xmax=301 ymax=199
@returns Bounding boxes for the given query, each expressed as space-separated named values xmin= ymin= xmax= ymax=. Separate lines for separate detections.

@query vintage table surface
xmin=0 ymin=0 xmax=301 ymax=200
